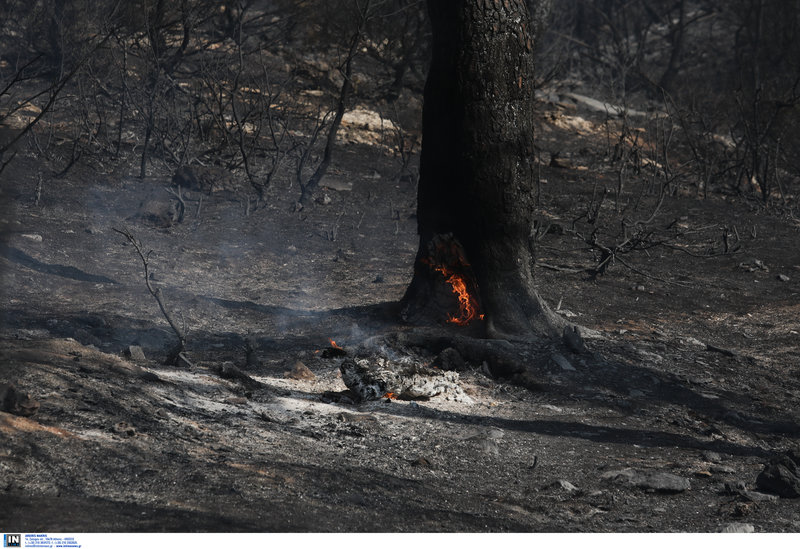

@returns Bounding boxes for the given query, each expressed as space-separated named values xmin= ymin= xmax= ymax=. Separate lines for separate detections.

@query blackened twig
xmin=113 ymin=227 xmax=187 ymax=363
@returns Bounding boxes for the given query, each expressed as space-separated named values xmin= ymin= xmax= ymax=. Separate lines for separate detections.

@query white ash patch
xmin=340 ymin=356 xmax=471 ymax=403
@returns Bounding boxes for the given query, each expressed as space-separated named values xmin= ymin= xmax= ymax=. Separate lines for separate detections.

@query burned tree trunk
xmin=401 ymin=0 xmax=567 ymax=340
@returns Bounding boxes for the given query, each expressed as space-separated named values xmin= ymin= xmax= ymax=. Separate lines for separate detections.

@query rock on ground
xmin=601 ymin=468 xmax=691 ymax=493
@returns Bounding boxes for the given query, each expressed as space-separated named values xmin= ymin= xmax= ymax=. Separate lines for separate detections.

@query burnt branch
xmin=113 ymin=227 xmax=187 ymax=364
xmin=292 ymin=106 xmax=331 ymax=203
xmin=0 ymin=31 xmax=114 ymax=161
xmin=298 ymin=0 xmax=373 ymax=205
xmin=163 ymin=186 xmax=186 ymax=223
xmin=0 ymin=151 xmax=16 ymax=179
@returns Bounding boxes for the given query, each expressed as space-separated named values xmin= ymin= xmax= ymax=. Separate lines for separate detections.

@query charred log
xmin=340 ymin=357 xmax=468 ymax=402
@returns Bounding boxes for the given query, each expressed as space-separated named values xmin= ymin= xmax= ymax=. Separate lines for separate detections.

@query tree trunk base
xmin=479 ymin=270 xmax=571 ymax=342
xmin=400 ymin=233 xmax=570 ymax=341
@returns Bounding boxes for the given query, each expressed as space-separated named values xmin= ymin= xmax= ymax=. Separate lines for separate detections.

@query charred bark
xmin=401 ymin=0 xmax=567 ymax=340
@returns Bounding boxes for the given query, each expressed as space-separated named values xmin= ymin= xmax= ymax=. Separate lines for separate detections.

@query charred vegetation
xmin=1 ymin=0 xmax=800 ymax=533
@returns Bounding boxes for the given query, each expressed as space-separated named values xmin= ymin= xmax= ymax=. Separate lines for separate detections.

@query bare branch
xmin=113 ymin=227 xmax=187 ymax=364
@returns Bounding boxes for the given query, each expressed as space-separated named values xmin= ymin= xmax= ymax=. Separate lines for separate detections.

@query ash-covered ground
xmin=2 ymin=82 xmax=800 ymax=532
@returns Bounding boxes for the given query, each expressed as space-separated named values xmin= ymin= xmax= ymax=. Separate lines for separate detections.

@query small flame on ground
xmin=383 ymin=392 xmax=397 ymax=399
xmin=329 ymin=339 xmax=342 ymax=349
xmin=431 ymin=264 xmax=482 ymax=325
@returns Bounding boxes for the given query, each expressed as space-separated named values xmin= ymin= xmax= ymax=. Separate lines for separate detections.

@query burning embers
xmin=321 ymin=339 xmax=347 ymax=358
xmin=422 ymin=234 xmax=484 ymax=326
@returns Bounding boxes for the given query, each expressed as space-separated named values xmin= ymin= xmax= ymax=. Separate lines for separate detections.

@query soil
xmin=2 ymin=76 xmax=800 ymax=532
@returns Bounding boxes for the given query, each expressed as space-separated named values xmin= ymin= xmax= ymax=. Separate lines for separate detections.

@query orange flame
xmin=383 ymin=392 xmax=397 ymax=399
xmin=431 ymin=264 xmax=482 ymax=325
xmin=329 ymin=339 xmax=342 ymax=349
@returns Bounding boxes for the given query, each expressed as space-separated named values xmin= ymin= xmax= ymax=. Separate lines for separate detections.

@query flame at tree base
xmin=406 ymin=233 xmax=485 ymax=327
xmin=430 ymin=263 xmax=484 ymax=326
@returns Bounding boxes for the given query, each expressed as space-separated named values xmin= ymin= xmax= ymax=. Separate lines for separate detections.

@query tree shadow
xmin=282 ymin=385 xmax=774 ymax=460
xmin=262 ymin=305 xmax=800 ymax=456
xmin=0 ymin=243 xmax=117 ymax=284
xmin=0 ymin=298 xmax=401 ymax=359
xmin=5 ymin=284 xmax=796 ymax=453
xmin=1 ymin=455 xmax=530 ymax=532
xmin=567 ymin=343 xmax=800 ymax=439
